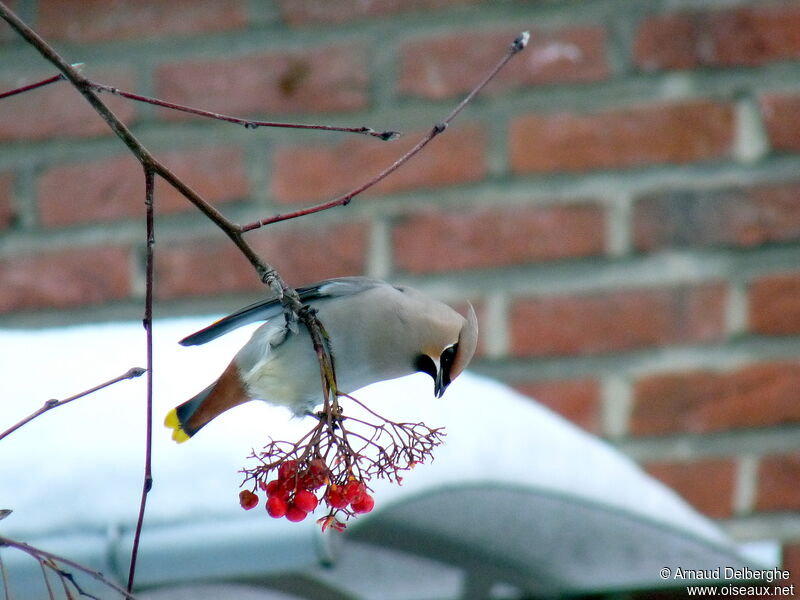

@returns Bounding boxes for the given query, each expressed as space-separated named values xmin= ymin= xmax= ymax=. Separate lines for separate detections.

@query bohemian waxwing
xmin=165 ymin=277 xmax=479 ymax=442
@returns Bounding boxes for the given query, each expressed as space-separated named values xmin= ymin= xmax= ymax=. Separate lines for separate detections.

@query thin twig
xmin=442 ymin=31 xmax=530 ymax=125
xmin=0 ymin=73 xmax=61 ymax=100
xmin=0 ymin=72 xmax=397 ymax=139
xmin=0 ymin=367 xmax=146 ymax=443
xmin=59 ymin=570 xmax=101 ymax=600
xmin=39 ymin=560 xmax=57 ymax=600
xmin=88 ymin=81 xmax=399 ymax=139
xmin=241 ymin=30 xmax=531 ymax=232
xmin=56 ymin=569 xmax=73 ymax=600
xmin=0 ymin=63 xmax=84 ymax=101
xmin=127 ymin=166 xmax=155 ymax=594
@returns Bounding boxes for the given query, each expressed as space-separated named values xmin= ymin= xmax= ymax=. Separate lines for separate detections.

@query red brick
xmin=279 ymin=0 xmax=482 ymax=26
xmin=0 ymin=246 xmax=131 ymax=312
xmin=510 ymin=100 xmax=734 ymax=174
xmin=393 ymin=203 xmax=605 ymax=274
xmin=0 ymin=172 xmax=13 ymax=230
xmin=38 ymin=0 xmax=247 ymax=42
xmin=512 ymin=379 xmax=601 ymax=433
xmin=633 ymin=182 xmax=800 ymax=251
xmin=756 ymin=452 xmax=800 ymax=512
xmin=761 ymin=93 xmax=800 ymax=153
xmin=749 ymin=272 xmax=800 ymax=336
xmin=631 ymin=361 xmax=800 ymax=436
xmin=155 ymin=241 xmax=260 ymax=301
xmin=154 ymin=222 xmax=368 ymax=300
xmin=510 ymin=284 xmax=727 ymax=357
xmin=156 ymin=46 xmax=367 ymax=118
xmin=645 ymin=458 xmax=736 ymax=519
xmin=705 ymin=3 xmax=800 ymax=68
xmin=634 ymin=13 xmax=703 ymax=72
xmin=0 ymin=68 xmax=137 ymax=142
xmin=38 ymin=147 xmax=249 ymax=227
xmin=271 ymin=123 xmax=486 ymax=204
xmin=781 ymin=544 xmax=800 ymax=587
xmin=635 ymin=4 xmax=800 ymax=71
xmin=399 ymin=26 xmax=608 ymax=100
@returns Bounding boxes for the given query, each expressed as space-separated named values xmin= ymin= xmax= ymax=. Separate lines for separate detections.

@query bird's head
xmin=414 ymin=303 xmax=479 ymax=398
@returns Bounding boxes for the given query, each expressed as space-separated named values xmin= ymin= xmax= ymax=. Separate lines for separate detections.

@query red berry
xmin=273 ymin=479 xmax=296 ymax=499
xmin=278 ymin=459 xmax=298 ymax=480
xmin=326 ymin=486 xmax=348 ymax=509
xmin=266 ymin=496 xmax=287 ymax=518
xmin=285 ymin=503 xmax=308 ymax=522
xmin=298 ymin=458 xmax=329 ymax=490
xmin=297 ymin=472 xmax=313 ymax=490
xmin=302 ymin=473 xmax=328 ymax=491
xmin=342 ymin=480 xmax=366 ymax=504
xmin=265 ymin=480 xmax=279 ymax=495
xmin=351 ymin=493 xmax=375 ymax=514
xmin=308 ymin=458 xmax=328 ymax=476
xmin=294 ymin=489 xmax=319 ymax=512
xmin=239 ymin=489 xmax=259 ymax=510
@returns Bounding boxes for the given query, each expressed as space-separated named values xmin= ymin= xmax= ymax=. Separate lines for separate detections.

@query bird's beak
xmin=434 ymin=366 xmax=448 ymax=398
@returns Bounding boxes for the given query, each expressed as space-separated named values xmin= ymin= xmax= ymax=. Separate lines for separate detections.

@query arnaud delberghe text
xmin=673 ymin=567 xmax=790 ymax=583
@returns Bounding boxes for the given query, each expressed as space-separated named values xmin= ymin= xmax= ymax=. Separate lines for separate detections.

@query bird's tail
xmin=164 ymin=384 xmax=213 ymax=443
xmin=165 ymin=362 xmax=251 ymax=443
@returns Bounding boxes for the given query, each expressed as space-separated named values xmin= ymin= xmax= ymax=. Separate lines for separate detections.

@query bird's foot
xmin=308 ymin=406 xmax=342 ymax=429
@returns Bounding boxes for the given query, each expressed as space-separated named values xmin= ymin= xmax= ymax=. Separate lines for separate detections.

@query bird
xmin=165 ymin=277 xmax=478 ymax=443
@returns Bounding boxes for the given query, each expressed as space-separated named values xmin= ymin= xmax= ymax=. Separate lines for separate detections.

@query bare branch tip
xmin=513 ymin=31 xmax=530 ymax=52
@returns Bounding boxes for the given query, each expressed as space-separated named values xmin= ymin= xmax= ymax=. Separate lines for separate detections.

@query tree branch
xmin=1 ymin=69 xmax=398 ymax=140
xmin=0 ymin=4 xmax=298 ymax=309
xmin=88 ymin=81 xmax=399 ymax=139
xmin=0 ymin=536 xmax=136 ymax=599
xmin=127 ymin=166 xmax=155 ymax=594
xmin=0 ymin=367 xmax=146 ymax=443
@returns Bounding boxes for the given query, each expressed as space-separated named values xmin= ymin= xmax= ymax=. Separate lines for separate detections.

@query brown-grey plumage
xmin=165 ymin=277 xmax=478 ymax=442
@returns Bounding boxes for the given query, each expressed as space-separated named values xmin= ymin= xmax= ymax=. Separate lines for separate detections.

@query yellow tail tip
xmin=164 ymin=408 xmax=190 ymax=444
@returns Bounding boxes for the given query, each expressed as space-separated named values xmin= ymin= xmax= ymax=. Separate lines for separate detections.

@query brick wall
xmin=2 ymin=0 xmax=800 ymax=581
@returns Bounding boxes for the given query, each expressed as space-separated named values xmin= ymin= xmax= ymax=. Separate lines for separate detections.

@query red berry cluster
xmin=326 ymin=480 xmax=375 ymax=514
xmin=238 ymin=457 xmax=375 ymax=528
xmin=261 ymin=458 xmax=325 ymax=522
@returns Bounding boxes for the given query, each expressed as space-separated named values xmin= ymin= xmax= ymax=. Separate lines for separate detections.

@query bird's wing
xmin=179 ymin=277 xmax=385 ymax=346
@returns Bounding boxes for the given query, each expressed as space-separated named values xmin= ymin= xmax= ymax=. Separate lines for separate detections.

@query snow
xmin=0 ymin=317 xmax=724 ymax=540
xmin=0 ymin=316 xmax=757 ymax=582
